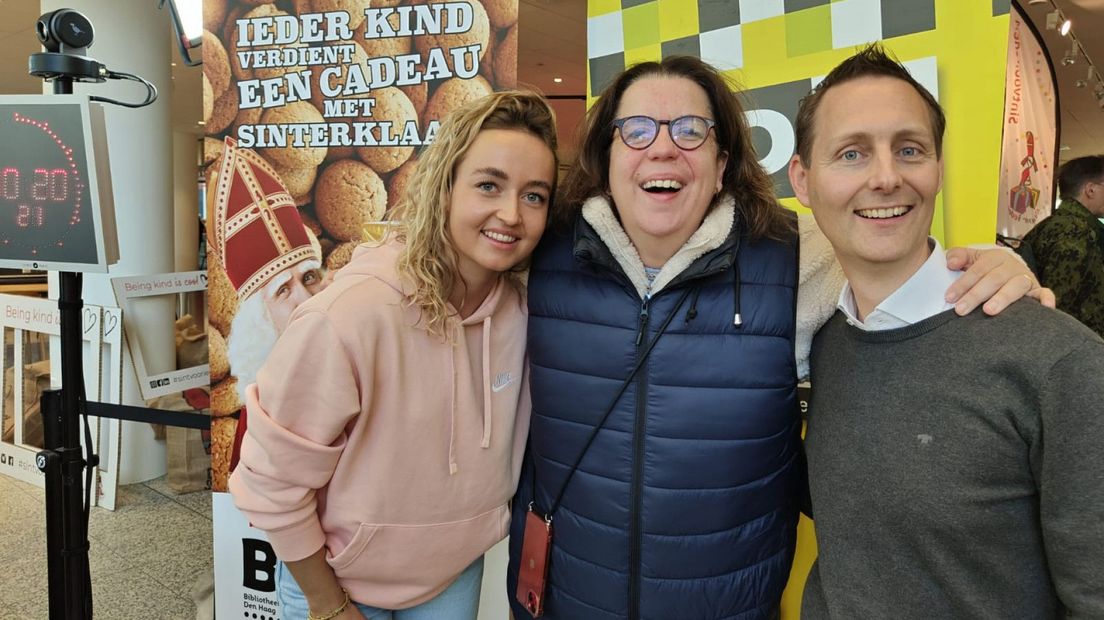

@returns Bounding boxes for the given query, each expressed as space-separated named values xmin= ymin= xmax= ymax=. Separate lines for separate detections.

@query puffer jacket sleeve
xmin=228 ymin=308 xmax=364 ymax=562
xmin=796 ymin=213 xmax=846 ymax=380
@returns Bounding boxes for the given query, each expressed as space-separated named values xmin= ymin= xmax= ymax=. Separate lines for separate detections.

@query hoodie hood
xmin=336 ymin=238 xmax=406 ymax=293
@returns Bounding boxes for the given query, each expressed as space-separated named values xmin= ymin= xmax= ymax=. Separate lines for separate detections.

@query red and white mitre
xmin=212 ymin=137 xmax=319 ymax=300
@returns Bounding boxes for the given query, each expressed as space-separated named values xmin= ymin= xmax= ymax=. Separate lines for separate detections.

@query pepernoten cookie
xmin=386 ymin=159 xmax=417 ymax=214
xmin=202 ymin=30 xmax=231 ymax=100
xmin=228 ymin=5 xmax=307 ymax=82
xmin=208 ymin=324 xmax=230 ymax=383
xmin=203 ymin=0 xmax=227 ymax=35
xmin=424 ymin=76 xmax=492 ymax=126
xmin=401 ymin=81 xmax=429 ymax=117
xmin=202 ymin=137 xmax=224 ymax=169
xmin=210 ymin=416 xmax=237 ymax=492
xmin=299 ymin=207 xmax=323 ymax=237
xmin=315 ymin=159 xmax=387 ymax=241
xmin=202 ymin=74 xmax=214 ymax=126
xmin=206 ymin=85 xmax=240 ymax=136
xmin=270 ymin=161 xmax=318 ymax=204
xmin=207 ymin=255 xmax=239 ymax=337
xmin=211 ymin=376 xmax=242 ymax=417
xmin=310 ymin=0 xmax=371 ymax=29
xmin=355 ymin=9 xmax=410 ymax=60
xmin=257 ymin=101 xmax=328 ymax=169
xmin=229 ymin=105 xmax=263 ymax=145
xmin=413 ymin=0 xmax=491 ymax=70
xmin=221 ymin=3 xmax=253 ymax=51
xmin=483 ymin=0 xmax=518 ymax=28
xmin=494 ymin=24 xmax=518 ymax=89
xmin=356 ymin=87 xmax=418 ymax=174
xmin=324 ymin=239 xmax=361 ymax=272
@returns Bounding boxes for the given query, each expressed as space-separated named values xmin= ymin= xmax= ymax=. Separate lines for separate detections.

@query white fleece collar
xmin=581 ymin=194 xmax=736 ymax=299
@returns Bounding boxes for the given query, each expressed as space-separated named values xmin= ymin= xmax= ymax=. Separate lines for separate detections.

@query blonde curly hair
xmin=389 ymin=90 xmax=559 ymax=339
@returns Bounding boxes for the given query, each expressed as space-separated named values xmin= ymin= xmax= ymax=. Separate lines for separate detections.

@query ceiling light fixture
xmin=1046 ymin=10 xmax=1060 ymax=30
xmin=1062 ymin=41 xmax=1078 ymax=66
xmin=1075 ymin=67 xmax=1094 ymax=88
xmin=1060 ymin=18 xmax=1072 ymax=36
xmin=553 ymin=77 xmax=563 ymax=83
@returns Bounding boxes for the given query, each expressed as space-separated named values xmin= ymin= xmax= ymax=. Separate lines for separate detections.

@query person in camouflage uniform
xmin=1023 ymin=155 xmax=1104 ymax=338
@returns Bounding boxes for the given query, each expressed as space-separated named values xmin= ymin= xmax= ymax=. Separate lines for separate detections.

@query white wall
xmin=41 ymin=0 xmax=176 ymax=483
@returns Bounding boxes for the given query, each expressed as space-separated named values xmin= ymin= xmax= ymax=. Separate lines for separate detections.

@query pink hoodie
xmin=228 ymin=240 xmax=531 ymax=609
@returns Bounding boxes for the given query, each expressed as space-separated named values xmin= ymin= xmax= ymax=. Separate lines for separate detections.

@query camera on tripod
xmin=36 ymin=9 xmax=94 ymax=54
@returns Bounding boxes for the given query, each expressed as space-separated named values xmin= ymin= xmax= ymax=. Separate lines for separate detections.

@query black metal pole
xmin=36 ymin=73 xmax=94 ymax=620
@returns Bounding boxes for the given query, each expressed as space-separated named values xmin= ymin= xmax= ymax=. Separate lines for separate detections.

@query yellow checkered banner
xmin=587 ymin=0 xmax=1012 ymax=247
xmin=585 ymin=0 xmax=1014 ymax=617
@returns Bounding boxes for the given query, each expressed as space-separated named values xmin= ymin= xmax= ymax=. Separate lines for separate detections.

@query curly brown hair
xmin=558 ymin=55 xmax=793 ymax=241
xmin=389 ymin=90 xmax=560 ymax=339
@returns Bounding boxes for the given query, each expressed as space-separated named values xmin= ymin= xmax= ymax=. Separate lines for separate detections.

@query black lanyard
xmin=534 ymin=285 xmax=694 ymax=520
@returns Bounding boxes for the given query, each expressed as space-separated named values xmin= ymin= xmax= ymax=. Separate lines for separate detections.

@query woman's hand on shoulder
xmin=944 ymin=246 xmax=1056 ymax=316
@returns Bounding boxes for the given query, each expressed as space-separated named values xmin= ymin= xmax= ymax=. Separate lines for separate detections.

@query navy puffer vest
xmin=508 ymin=213 xmax=802 ymax=620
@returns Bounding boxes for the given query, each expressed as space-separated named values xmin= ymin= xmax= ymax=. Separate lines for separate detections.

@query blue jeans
xmin=275 ymin=555 xmax=484 ymax=620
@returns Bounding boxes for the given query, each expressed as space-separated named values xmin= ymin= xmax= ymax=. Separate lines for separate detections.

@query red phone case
xmin=515 ymin=509 xmax=552 ymax=617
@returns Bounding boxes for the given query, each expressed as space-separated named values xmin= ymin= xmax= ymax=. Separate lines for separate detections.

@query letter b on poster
xmin=214 ymin=492 xmax=282 ymax=619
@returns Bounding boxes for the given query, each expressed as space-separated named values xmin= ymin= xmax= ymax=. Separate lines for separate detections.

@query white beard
xmin=225 ymin=290 xmax=279 ymax=405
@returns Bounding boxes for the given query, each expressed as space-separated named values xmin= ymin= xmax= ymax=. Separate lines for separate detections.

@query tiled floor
xmin=0 ymin=473 xmax=212 ymax=619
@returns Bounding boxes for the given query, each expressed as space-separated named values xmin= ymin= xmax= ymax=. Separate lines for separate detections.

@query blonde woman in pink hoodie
xmin=229 ymin=91 xmax=560 ymax=620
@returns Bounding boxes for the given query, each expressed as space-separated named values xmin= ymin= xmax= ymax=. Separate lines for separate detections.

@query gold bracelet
xmin=308 ymin=589 xmax=350 ymax=620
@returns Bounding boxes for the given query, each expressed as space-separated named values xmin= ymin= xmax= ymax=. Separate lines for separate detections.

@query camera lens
xmin=35 ymin=21 xmax=48 ymax=43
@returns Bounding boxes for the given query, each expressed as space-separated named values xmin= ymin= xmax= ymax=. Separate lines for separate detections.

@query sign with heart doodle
xmin=83 ymin=307 xmax=97 ymax=334
xmin=110 ymin=270 xmax=209 ymax=400
xmin=103 ymin=311 xmax=118 ymax=338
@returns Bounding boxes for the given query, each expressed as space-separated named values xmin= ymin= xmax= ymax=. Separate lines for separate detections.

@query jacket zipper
xmin=629 ymin=295 xmax=649 ymax=620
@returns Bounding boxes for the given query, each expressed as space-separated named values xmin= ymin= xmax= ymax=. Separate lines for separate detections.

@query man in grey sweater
xmin=787 ymin=45 xmax=1104 ymax=618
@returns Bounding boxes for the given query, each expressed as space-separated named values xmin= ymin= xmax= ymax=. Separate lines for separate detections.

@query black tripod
xmin=28 ymin=9 xmax=143 ymax=619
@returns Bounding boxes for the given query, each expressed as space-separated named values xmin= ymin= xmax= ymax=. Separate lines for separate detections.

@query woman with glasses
xmin=505 ymin=56 xmax=1048 ymax=620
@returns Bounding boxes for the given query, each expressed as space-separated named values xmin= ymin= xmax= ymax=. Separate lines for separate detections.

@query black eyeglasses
xmin=611 ymin=115 xmax=717 ymax=150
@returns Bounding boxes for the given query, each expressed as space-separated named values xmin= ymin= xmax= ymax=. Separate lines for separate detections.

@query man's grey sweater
xmin=803 ymin=301 xmax=1104 ymax=619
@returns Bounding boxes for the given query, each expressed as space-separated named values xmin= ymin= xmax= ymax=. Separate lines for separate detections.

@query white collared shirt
xmin=838 ymin=238 xmax=962 ymax=331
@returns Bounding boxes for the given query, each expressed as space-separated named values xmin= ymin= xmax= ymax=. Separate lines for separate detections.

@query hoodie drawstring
xmin=447 ymin=335 xmax=459 ymax=475
xmin=480 ymin=315 xmax=493 ymax=449
xmin=448 ymin=316 xmax=496 ymax=475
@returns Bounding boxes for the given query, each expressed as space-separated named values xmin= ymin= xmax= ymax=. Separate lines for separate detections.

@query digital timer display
xmin=0 ymin=103 xmax=97 ymax=267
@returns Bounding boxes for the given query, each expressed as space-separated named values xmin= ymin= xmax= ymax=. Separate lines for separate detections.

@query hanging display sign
xmin=204 ymin=1 xmax=518 ymax=617
xmin=0 ymin=294 xmax=121 ymax=505
xmin=997 ymin=4 xmax=1058 ymax=238
xmin=111 ymin=271 xmax=210 ymax=400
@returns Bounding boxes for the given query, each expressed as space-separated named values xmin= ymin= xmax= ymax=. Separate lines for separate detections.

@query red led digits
xmin=3 ymin=112 xmax=83 ymax=243
xmin=16 ymin=204 xmax=45 ymax=228
xmin=1 ymin=167 xmax=18 ymax=200
xmin=51 ymin=169 xmax=67 ymax=201
xmin=32 ymin=168 xmax=49 ymax=201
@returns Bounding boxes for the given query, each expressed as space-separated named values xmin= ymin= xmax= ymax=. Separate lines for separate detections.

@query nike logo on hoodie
xmin=492 ymin=371 xmax=517 ymax=393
